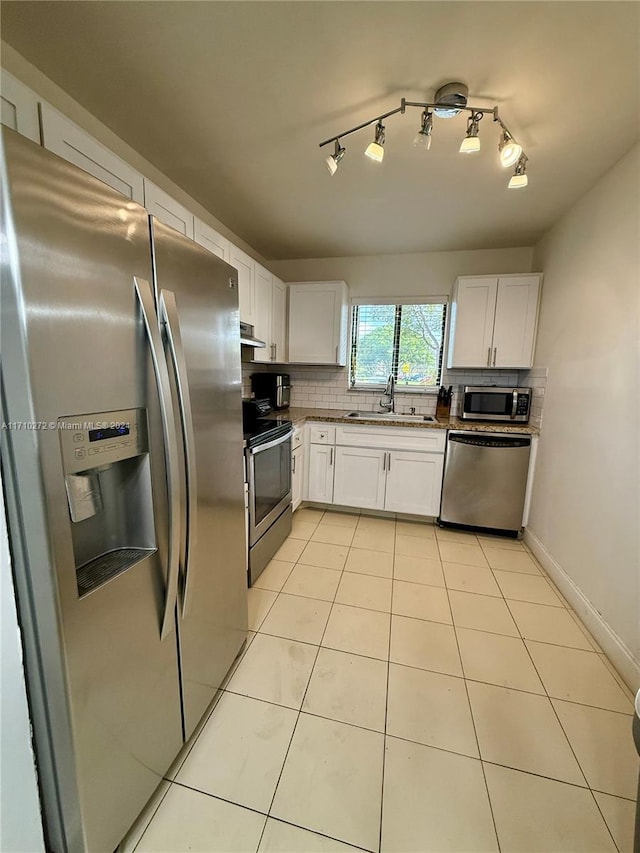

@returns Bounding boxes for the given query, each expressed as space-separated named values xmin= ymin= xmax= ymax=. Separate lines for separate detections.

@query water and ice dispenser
xmin=59 ymin=409 xmax=157 ymax=597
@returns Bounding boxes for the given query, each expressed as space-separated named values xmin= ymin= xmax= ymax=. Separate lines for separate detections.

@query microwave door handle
xmin=511 ymin=389 xmax=518 ymax=419
xmin=160 ymin=289 xmax=198 ymax=619
xmin=134 ymin=277 xmax=180 ymax=640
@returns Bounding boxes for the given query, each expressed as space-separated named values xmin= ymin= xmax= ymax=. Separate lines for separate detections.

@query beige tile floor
xmin=133 ymin=509 xmax=638 ymax=853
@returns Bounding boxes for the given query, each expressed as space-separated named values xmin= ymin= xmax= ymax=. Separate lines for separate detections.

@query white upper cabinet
xmin=40 ymin=104 xmax=144 ymax=203
xmin=288 ymin=281 xmax=349 ymax=365
xmin=252 ymin=263 xmax=273 ymax=363
xmin=144 ymin=181 xmax=194 ymax=238
xmin=447 ymin=277 xmax=498 ymax=368
xmin=193 ymin=218 xmax=229 ymax=261
xmin=447 ymin=274 xmax=541 ymax=369
xmin=229 ymin=244 xmax=255 ymax=325
xmin=271 ymin=276 xmax=287 ymax=364
xmin=491 ymin=275 xmax=542 ymax=368
xmin=1 ymin=70 xmax=40 ymax=143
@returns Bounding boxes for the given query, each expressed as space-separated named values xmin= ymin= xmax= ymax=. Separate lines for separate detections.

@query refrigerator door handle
xmin=134 ymin=277 xmax=181 ymax=639
xmin=159 ymin=289 xmax=198 ymax=618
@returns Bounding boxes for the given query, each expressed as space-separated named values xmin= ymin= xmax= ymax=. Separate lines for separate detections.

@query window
xmin=349 ymin=298 xmax=447 ymax=390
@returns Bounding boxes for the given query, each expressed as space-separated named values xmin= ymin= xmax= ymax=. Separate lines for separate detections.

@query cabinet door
xmin=1 ymin=70 xmax=40 ymax=142
xmin=252 ymin=263 xmax=273 ymax=363
xmin=229 ymin=244 xmax=255 ymax=325
xmin=292 ymin=446 xmax=304 ymax=511
xmin=288 ymin=282 xmax=348 ymax=364
xmin=447 ymin=277 xmax=498 ymax=368
xmin=144 ymin=181 xmax=194 ymax=238
xmin=492 ymin=275 xmax=541 ymax=368
xmin=40 ymin=105 xmax=144 ymax=203
xmin=272 ymin=277 xmax=287 ymax=363
xmin=194 ymin=218 xmax=229 ymax=261
xmin=384 ymin=450 xmax=444 ymax=516
xmin=333 ymin=447 xmax=386 ymax=510
xmin=307 ymin=444 xmax=335 ymax=504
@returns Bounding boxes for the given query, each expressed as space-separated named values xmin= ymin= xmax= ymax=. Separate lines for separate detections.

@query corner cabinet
xmin=447 ymin=274 xmax=542 ymax=369
xmin=288 ymin=281 xmax=349 ymax=365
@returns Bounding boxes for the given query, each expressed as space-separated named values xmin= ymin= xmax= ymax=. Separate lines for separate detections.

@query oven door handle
xmin=249 ymin=432 xmax=293 ymax=455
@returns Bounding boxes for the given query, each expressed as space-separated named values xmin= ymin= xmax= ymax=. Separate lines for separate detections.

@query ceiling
xmin=1 ymin=2 xmax=639 ymax=259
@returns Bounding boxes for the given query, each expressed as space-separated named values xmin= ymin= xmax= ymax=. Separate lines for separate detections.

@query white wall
xmin=270 ymin=246 xmax=533 ymax=297
xmin=526 ymin=143 xmax=640 ymax=689
xmin=0 ymin=472 xmax=45 ymax=852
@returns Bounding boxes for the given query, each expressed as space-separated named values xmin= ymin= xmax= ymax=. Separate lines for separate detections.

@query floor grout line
xmin=377 ymin=518 xmax=396 ymax=853
xmin=440 ymin=561 xmax=503 ymax=853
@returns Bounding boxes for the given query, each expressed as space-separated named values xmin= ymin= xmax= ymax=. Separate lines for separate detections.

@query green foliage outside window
xmin=350 ymin=302 xmax=447 ymax=389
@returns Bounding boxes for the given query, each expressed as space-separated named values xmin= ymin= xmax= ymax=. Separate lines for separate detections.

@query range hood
xmin=240 ymin=321 xmax=266 ymax=348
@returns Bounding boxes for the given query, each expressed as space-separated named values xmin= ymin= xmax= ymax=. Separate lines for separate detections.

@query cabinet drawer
xmin=334 ymin=425 xmax=446 ymax=453
xmin=309 ymin=425 xmax=335 ymax=444
xmin=292 ymin=427 xmax=303 ymax=450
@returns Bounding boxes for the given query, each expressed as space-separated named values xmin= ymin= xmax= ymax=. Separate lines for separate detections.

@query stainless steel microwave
xmin=460 ymin=386 xmax=532 ymax=422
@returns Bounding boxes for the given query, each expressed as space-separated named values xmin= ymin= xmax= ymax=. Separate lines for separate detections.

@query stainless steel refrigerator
xmin=1 ymin=127 xmax=248 ymax=852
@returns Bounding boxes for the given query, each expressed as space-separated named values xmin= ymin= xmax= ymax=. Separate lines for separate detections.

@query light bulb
xmin=324 ymin=141 xmax=345 ymax=175
xmin=498 ymin=131 xmax=522 ymax=168
xmin=460 ymin=113 xmax=481 ymax=154
xmin=365 ymin=142 xmax=384 ymax=161
xmin=413 ymin=111 xmax=433 ymax=150
xmin=459 ymin=136 xmax=481 ymax=154
xmin=413 ymin=132 xmax=432 ymax=150
xmin=325 ymin=155 xmax=338 ymax=175
xmin=508 ymin=173 xmax=528 ymax=189
xmin=508 ymin=154 xmax=528 ymax=189
xmin=365 ymin=123 xmax=385 ymax=162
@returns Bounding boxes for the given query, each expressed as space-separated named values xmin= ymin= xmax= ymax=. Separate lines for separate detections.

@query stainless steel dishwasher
xmin=439 ymin=431 xmax=531 ymax=535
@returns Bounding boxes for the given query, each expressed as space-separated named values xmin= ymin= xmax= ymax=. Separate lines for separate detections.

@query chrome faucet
xmin=380 ymin=374 xmax=395 ymax=413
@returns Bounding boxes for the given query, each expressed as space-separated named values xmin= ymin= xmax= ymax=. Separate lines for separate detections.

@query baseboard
xmin=524 ymin=528 xmax=639 ymax=693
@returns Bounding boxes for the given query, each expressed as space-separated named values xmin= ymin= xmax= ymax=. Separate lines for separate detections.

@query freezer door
xmin=1 ymin=129 xmax=183 ymax=852
xmin=151 ymin=219 xmax=248 ymax=738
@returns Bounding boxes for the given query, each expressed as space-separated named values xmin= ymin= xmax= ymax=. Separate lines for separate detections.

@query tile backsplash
xmin=242 ymin=360 xmax=547 ymax=426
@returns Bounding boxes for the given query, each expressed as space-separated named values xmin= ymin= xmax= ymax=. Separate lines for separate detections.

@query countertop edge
xmin=284 ymin=407 xmax=539 ymax=435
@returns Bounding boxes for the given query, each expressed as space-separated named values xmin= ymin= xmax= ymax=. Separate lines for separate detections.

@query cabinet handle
xmin=382 ymin=452 xmax=386 ymax=472
xmin=492 ymin=347 xmax=497 ymax=366
xmin=329 ymin=447 xmax=334 ymax=466
xmin=335 ymin=345 xmax=339 ymax=363
xmin=387 ymin=452 xmax=391 ymax=472
xmin=292 ymin=454 xmax=296 ymax=474
xmin=487 ymin=347 xmax=491 ymax=367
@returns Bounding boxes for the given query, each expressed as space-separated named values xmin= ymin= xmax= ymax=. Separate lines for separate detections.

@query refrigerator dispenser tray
xmin=76 ymin=547 xmax=156 ymax=597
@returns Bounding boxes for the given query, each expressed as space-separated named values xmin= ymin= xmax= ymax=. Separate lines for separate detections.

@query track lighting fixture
xmin=364 ymin=122 xmax=385 ymax=162
xmin=319 ymin=81 xmax=529 ymax=188
xmin=459 ymin=112 xmax=482 ymax=154
xmin=413 ymin=110 xmax=433 ymax=150
xmin=325 ymin=140 xmax=345 ymax=175
xmin=498 ymin=129 xmax=522 ymax=168
xmin=508 ymin=154 xmax=528 ymax=189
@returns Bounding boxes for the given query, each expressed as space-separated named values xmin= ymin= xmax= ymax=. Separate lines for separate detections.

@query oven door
xmin=247 ymin=432 xmax=292 ymax=546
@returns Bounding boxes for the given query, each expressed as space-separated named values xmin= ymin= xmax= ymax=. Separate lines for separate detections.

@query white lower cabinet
xmin=306 ymin=424 xmax=446 ymax=516
xmin=307 ymin=444 xmax=335 ymax=503
xmin=384 ymin=450 xmax=444 ymax=516
xmin=292 ymin=428 xmax=305 ymax=511
xmin=333 ymin=447 xmax=386 ymax=510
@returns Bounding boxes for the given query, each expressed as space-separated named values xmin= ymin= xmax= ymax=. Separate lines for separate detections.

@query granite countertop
xmin=284 ymin=406 xmax=539 ymax=435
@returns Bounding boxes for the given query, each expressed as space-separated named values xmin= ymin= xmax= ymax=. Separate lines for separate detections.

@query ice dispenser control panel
xmin=59 ymin=408 xmax=147 ymax=474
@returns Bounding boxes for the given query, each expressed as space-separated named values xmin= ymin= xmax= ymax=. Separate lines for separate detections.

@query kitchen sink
xmin=343 ymin=411 xmax=436 ymax=423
